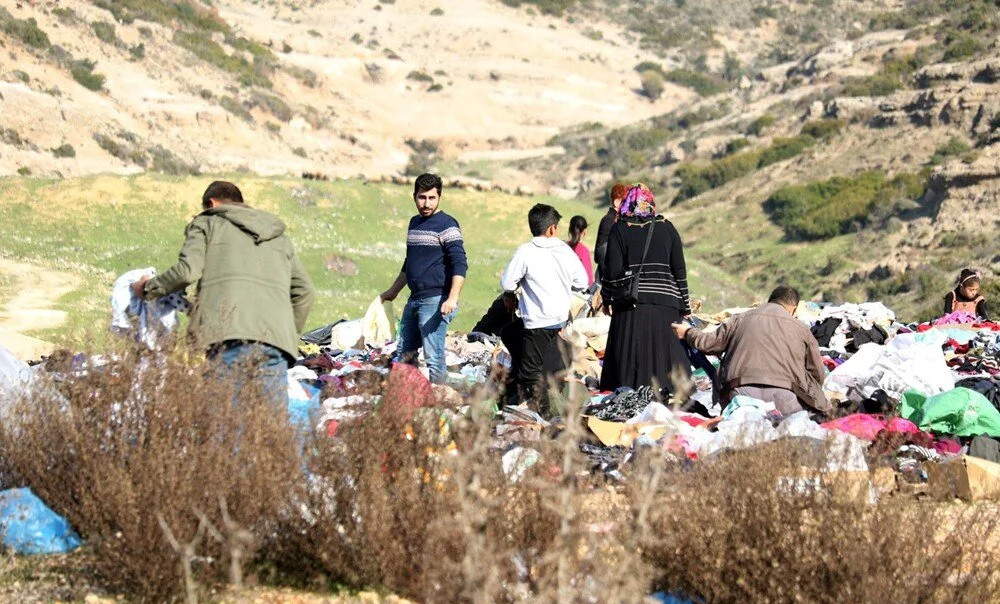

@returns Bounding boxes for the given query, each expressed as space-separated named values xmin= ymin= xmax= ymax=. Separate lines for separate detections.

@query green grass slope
xmin=0 ymin=175 xmax=749 ymax=345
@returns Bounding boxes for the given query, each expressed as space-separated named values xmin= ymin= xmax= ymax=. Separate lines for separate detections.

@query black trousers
xmin=500 ymin=320 xmax=569 ymax=413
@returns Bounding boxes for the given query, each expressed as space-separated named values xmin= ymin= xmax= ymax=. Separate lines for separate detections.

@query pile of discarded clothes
xmin=240 ymin=297 xmax=1000 ymax=502
xmin=12 ymin=293 xmax=1000 ymax=560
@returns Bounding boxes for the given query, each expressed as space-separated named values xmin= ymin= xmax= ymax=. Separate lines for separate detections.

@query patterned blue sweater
xmin=402 ymin=211 xmax=468 ymax=299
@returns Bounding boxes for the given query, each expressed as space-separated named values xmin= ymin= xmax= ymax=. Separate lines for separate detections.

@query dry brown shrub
xmin=4 ymin=348 xmax=1000 ymax=604
xmin=0 ymin=344 xmax=304 ymax=602
xmin=270 ymin=385 xmax=653 ymax=602
xmin=633 ymin=437 xmax=1000 ymax=604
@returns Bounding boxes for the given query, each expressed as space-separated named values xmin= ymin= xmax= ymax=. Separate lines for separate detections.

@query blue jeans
xmin=209 ymin=341 xmax=289 ymax=408
xmin=396 ymin=295 xmax=455 ymax=384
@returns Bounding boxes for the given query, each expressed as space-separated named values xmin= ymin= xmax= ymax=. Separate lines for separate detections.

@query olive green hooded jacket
xmin=143 ymin=204 xmax=315 ymax=361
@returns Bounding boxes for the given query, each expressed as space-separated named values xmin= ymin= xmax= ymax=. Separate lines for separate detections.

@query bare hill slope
xmin=0 ymin=0 xmax=691 ymax=182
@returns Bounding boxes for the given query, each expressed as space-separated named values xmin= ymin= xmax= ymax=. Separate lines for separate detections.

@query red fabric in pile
xmin=383 ymin=362 xmax=434 ymax=421
xmin=822 ymin=414 xmax=923 ymax=441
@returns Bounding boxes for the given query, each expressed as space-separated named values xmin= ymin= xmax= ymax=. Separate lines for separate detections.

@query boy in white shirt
xmin=501 ymin=204 xmax=589 ymax=410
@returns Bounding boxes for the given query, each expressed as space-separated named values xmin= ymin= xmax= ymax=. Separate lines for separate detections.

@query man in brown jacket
xmin=672 ymin=286 xmax=831 ymax=416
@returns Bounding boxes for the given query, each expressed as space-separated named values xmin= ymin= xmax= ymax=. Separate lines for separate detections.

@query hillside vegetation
xmin=518 ymin=0 xmax=1000 ymax=321
xmin=0 ymin=175 xmax=750 ymax=343
xmin=0 ymin=0 xmax=689 ymax=186
xmin=4 ymin=0 xmax=1000 ymax=330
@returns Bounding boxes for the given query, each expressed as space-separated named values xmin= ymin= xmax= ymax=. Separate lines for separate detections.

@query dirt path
xmin=0 ymin=259 xmax=80 ymax=357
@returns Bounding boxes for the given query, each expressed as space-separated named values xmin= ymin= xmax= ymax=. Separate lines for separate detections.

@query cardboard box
xmin=925 ymin=456 xmax=1000 ymax=502
xmin=586 ymin=416 xmax=670 ymax=447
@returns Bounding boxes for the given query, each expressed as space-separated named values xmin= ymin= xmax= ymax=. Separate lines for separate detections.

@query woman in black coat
xmin=600 ymin=184 xmax=692 ymax=395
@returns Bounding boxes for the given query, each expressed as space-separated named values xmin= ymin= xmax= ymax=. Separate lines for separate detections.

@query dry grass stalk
xmin=2 ymin=340 xmax=1000 ymax=603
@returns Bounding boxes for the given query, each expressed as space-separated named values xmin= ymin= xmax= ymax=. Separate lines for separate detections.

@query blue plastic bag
xmin=649 ymin=592 xmax=699 ymax=604
xmin=0 ymin=488 xmax=82 ymax=554
xmin=287 ymin=382 xmax=321 ymax=429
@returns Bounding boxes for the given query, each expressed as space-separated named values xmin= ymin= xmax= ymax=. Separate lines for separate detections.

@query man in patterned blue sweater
xmin=381 ymin=173 xmax=468 ymax=384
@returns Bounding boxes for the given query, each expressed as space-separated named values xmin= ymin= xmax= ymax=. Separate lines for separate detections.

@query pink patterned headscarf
xmin=618 ymin=184 xmax=656 ymax=219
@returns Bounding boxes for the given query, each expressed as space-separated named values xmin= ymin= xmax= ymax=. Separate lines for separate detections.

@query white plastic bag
xmin=361 ymin=296 xmax=394 ymax=345
xmin=329 ymin=320 xmax=363 ymax=350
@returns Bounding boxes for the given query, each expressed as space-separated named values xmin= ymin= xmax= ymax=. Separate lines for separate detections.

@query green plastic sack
xmin=901 ymin=387 xmax=1000 ymax=437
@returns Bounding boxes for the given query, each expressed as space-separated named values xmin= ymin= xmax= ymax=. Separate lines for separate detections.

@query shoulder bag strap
xmin=635 ymin=219 xmax=655 ymax=278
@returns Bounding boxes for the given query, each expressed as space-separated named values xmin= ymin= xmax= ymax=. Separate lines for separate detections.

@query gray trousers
xmin=732 ymin=385 xmax=803 ymax=416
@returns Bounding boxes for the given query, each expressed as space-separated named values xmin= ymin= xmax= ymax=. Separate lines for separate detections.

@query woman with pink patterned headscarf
xmin=600 ymin=184 xmax=692 ymax=396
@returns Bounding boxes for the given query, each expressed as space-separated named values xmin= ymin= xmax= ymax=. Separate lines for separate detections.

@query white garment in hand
xmin=110 ymin=268 xmax=190 ymax=348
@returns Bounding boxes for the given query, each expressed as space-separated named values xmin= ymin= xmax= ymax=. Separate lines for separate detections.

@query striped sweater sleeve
xmin=442 ymin=218 xmax=468 ymax=278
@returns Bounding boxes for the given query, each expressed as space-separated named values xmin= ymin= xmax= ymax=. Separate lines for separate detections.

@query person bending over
xmin=672 ymin=285 xmax=831 ymax=417
xmin=133 ymin=180 xmax=315 ymax=404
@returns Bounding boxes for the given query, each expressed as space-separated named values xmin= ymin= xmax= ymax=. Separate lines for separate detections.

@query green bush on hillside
xmin=720 ymin=138 xmax=750 ymax=156
xmin=220 ymin=96 xmax=253 ymax=123
xmin=765 ymin=171 xmax=885 ymax=239
xmin=640 ymin=70 xmax=666 ymax=101
xmin=843 ymin=73 xmax=902 ymax=97
xmin=93 ymin=132 xmax=146 ymax=166
xmin=91 ymin=21 xmax=118 ymax=45
xmin=1 ymin=128 xmax=24 ymax=147
xmin=674 ymin=135 xmax=817 ymax=203
xmin=929 ymin=136 xmax=972 ymax=165
xmin=407 ymin=71 xmax=434 ymax=83
xmin=764 ymin=170 xmax=927 ymax=240
xmin=843 ymin=53 xmax=924 ymax=97
xmin=664 ymin=68 xmax=728 ymax=97
xmin=149 ymin=145 xmax=200 ymax=175
xmin=500 ymin=0 xmax=580 ymax=16
xmin=51 ymin=144 xmax=76 ymax=158
xmin=634 ymin=61 xmax=664 ymax=76
xmin=757 ymin=136 xmax=814 ymax=165
xmin=746 ymin=114 xmax=775 ymax=136
xmin=943 ymin=31 xmax=983 ymax=61
xmin=250 ymin=91 xmax=292 ymax=122
xmin=93 ymin=0 xmax=225 ymax=32
xmin=799 ymin=119 xmax=844 ymax=140
xmin=869 ymin=10 xmax=920 ymax=31
xmin=70 ymin=59 xmax=106 ymax=92
xmin=0 ymin=11 xmax=51 ymax=50
xmin=172 ymin=30 xmax=272 ymax=88
xmin=52 ymin=7 xmax=77 ymax=23
xmin=286 ymin=65 xmax=318 ymax=88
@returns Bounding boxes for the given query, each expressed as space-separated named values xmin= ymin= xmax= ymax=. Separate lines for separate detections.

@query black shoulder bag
xmin=605 ymin=219 xmax=655 ymax=308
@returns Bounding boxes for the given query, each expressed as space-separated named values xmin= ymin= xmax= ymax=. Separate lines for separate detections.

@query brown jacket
xmin=684 ymin=303 xmax=830 ymax=414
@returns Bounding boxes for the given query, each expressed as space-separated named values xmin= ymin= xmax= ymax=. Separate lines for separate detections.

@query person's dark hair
xmin=528 ymin=203 xmax=561 ymax=237
xmin=202 ymin=181 xmax=244 ymax=208
xmin=566 ymin=215 xmax=588 ymax=247
xmin=768 ymin=285 xmax=800 ymax=307
xmin=413 ymin=173 xmax=443 ymax=198
xmin=958 ymin=268 xmax=982 ymax=288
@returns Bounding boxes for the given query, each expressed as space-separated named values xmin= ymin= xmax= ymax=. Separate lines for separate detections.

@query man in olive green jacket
xmin=133 ymin=181 xmax=315 ymax=400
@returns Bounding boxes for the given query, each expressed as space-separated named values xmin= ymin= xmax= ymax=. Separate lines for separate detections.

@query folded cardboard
xmin=586 ymin=416 xmax=670 ymax=448
xmin=925 ymin=455 xmax=1000 ymax=502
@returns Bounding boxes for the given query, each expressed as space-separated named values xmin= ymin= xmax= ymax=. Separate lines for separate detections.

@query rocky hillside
xmin=518 ymin=0 xmax=1000 ymax=320
xmin=0 ymin=0 xmax=695 ymax=183
xmin=3 ymin=0 xmax=1000 ymax=320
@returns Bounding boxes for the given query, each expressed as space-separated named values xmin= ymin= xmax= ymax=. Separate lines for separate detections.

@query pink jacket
xmin=570 ymin=242 xmax=594 ymax=286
